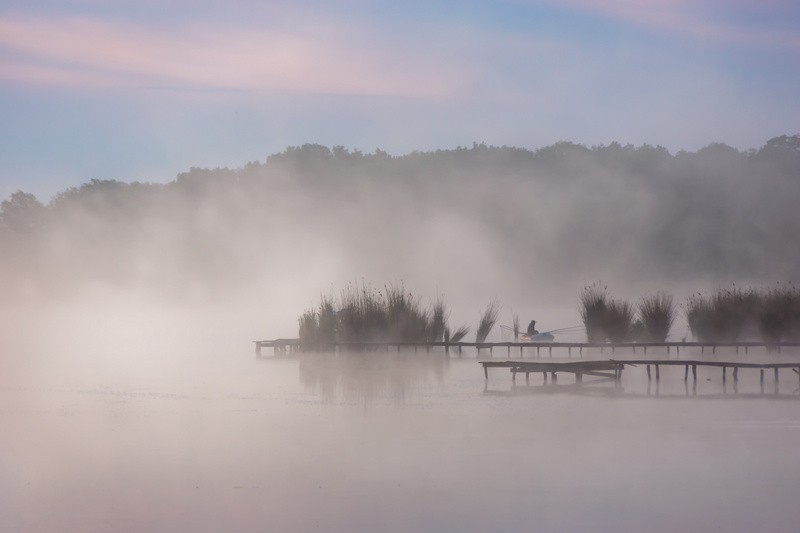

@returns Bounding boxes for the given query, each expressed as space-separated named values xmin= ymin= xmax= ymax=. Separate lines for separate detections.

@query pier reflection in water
xmin=483 ymin=358 xmax=800 ymax=399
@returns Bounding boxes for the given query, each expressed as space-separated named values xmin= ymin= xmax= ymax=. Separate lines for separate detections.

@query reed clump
xmin=686 ymin=287 xmax=760 ymax=342
xmin=449 ymin=325 xmax=470 ymax=343
xmin=638 ymin=292 xmax=675 ymax=342
xmin=579 ymin=283 xmax=608 ymax=342
xmin=298 ymin=283 xmax=466 ymax=349
xmin=475 ymin=301 xmax=500 ymax=343
xmin=604 ymin=299 xmax=634 ymax=343
xmin=579 ymin=283 xmax=635 ymax=342
xmin=512 ymin=313 xmax=520 ymax=342
xmin=757 ymin=284 xmax=800 ymax=344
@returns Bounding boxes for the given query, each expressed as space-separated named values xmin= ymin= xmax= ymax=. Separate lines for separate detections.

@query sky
xmin=1 ymin=0 xmax=799 ymax=200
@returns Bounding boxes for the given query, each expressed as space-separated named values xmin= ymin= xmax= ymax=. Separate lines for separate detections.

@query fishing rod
xmin=500 ymin=325 xmax=583 ymax=335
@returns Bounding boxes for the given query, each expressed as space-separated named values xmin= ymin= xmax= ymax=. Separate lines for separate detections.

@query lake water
xmin=2 ymin=308 xmax=800 ymax=532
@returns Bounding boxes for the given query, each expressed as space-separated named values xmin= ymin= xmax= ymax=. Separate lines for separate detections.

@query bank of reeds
xmin=475 ymin=301 xmax=500 ymax=343
xmin=298 ymin=283 xmax=473 ymax=349
xmin=639 ymin=292 xmax=675 ymax=342
xmin=686 ymin=287 xmax=759 ymax=342
xmin=758 ymin=285 xmax=800 ymax=344
xmin=686 ymin=285 xmax=800 ymax=344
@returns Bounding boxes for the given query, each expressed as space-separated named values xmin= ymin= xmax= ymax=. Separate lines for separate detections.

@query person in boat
xmin=526 ymin=320 xmax=539 ymax=336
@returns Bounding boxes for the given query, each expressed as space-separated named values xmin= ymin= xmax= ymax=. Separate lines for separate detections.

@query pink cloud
xmin=0 ymin=16 xmax=464 ymax=98
xmin=541 ymin=0 xmax=800 ymax=49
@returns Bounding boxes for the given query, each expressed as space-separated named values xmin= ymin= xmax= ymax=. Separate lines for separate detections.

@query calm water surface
xmin=2 ymin=325 xmax=800 ymax=532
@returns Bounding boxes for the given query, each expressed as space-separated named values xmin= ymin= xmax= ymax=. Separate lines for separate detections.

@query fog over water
xmin=2 ymin=138 xmax=800 ymax=531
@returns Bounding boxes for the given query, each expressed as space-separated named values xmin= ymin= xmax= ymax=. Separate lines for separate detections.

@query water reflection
xmin=486 ymin=378 xmax=800 ymax=400
xmin=299 ymin=352 xmax=448 ymax=406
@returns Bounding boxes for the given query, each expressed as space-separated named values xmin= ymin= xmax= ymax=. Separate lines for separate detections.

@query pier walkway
xmin=254 ymin=339 xmax=800 ymax=358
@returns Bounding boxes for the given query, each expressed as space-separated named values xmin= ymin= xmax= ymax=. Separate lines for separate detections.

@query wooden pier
xmin=254 ymin=338 xmax=300 ymax=357
xmin=481 ymin=359 xmax=800 ymax=386
xmin=254 ymin=339 xmax=800 ymax=358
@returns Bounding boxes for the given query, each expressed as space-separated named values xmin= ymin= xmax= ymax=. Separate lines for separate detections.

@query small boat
xmin=501 ymin=324 xmax=582 ymax=343
xmin=520 ymin=332 xmax=555 ymax=342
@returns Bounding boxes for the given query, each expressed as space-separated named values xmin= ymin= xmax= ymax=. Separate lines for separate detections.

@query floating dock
xmin=480 ymin=359 xmax=800 ymax=385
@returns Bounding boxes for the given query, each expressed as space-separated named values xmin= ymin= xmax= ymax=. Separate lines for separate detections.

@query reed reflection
xmin=299 ymin=352 xmax=448 ymax=406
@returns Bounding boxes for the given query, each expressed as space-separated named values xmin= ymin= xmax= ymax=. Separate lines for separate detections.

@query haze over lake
xmin=2 ymin=306 xmax=800 ymax=532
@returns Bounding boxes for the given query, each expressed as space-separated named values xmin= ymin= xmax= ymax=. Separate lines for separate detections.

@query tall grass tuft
xmin=317 ymin=295 xmax=337 ymax=345
xmin=475 ymin=301 xmax=500 ymax=343
xmin=757 ymin=284 xmax=800 ymax=344
xmin=512 ymin=313 xmax=520 ymax=342
xmin=298 ymin=309 xmax=318 ymax=350
xmin=426 ymin=296 xmax=449 ymax=342
xmin=686 ymin=293 xmax=714 ymax=342
xmin=449 ymin=325 xmax=470 ymax=343
xmin=579 ymin=283 xmax=608 ymax=342
xmin=604 ymin=299 xmax=634 ymax=343
xmin=711 ymin=287 xmax=759 ymax=341
xmin=385 ymin=284 xmax=430 ymax=343
xmin=639 ymin=292 xmax=675 ymax=342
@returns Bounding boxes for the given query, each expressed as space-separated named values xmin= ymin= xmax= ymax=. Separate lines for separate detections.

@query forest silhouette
xmin=1 ymin=135 xmax=798 ymax=302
